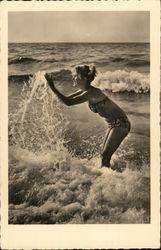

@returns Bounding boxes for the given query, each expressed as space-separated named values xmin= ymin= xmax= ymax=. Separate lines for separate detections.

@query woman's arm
xmin=67 ymin=91 xmax=90 ymax=105
xmin=67 ymin=90 xmax=83 ymax=99
xmin=50 ymin=85 xmax=89 ymax=106
xmin=45 ymin=73 xmax=89 ymax=106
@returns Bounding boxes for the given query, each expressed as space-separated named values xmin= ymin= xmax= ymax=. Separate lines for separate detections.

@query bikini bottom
xmin=107 ymin=117 xmax=131 ymax=131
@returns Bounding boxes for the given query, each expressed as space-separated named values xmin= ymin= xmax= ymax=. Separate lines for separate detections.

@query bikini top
xmin=89 ymin=97 xmax=128 ymax=126
xmin=88 ymin=97 xmax=107 ymax=113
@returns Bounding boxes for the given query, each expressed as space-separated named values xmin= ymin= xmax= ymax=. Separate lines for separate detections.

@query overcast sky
xmin=8 ymin=11 xmax=150 ymax=43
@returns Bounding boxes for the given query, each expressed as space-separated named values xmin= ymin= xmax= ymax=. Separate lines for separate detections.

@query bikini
xmin=88 ymin=97 xmax=131 ymax=131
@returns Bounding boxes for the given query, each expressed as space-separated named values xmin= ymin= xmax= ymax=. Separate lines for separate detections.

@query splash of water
xmin=9 ymin=71 xmax=68 ymax=152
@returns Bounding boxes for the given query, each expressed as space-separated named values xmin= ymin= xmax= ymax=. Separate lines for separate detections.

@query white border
xmin=1 ymin=1 xmax=160 ymax=249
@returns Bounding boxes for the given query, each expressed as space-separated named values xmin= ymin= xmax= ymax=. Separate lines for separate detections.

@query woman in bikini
xmin=45 ymin=65 xmax=130 ymax=168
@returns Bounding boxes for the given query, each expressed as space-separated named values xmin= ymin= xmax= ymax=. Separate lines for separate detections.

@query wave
xmin=95 ymin=56 xmax=149 ymax=68
xmin=44 ymin=58 xmax=73 ymax=63
xmin=44 ymin=58 xmax=58 ymax=63
xmin=9 ymin=74 xmax=33 ymax=83
xmin=8 ymin=57 xmax=40 ymax=65
xmin=8 ymin=56 xmax=74 ymax=66
xmin=110 ymin=57 xmax=125 ymax=62
xmin=126 ymin=59 xmax=150 ymax=67
xmin=9 ymin=146 xmax=150 ymax=224
xmin=129 ymin=53 xmax=146 ymax=57
xmin=44 ymin=47 xmax=56 ymax=51
xmin=94 ymin=70 xmax=150 ymax=93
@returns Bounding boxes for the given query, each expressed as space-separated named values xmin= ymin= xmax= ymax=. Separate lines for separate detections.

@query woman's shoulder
xmin=88 ymin=86 xmax=106 ymax=102
xmin=89 ymin=86 xmax=106 ymax=96
xmin=88 ymin=85 xmax=101 ymax=93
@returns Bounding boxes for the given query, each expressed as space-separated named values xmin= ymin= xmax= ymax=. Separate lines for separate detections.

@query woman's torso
xmin=88 ymin=86 xmax=127 ymax=123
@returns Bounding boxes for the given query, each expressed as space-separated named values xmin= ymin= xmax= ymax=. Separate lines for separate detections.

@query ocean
xmin=8 ymin=42 xmax=150 ymax=224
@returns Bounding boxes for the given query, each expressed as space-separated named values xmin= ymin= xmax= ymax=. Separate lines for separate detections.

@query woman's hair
xmin=76 ymin=65 xmax=96 ymax=84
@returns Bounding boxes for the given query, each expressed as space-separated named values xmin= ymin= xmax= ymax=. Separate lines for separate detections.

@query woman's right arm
xmin=45 ymin=73 xmax=82 ymax=98
xmin=49 ymin=84 xmax=89 ymax=106
xmin=45 ymin=73 xmax=88 ymax=106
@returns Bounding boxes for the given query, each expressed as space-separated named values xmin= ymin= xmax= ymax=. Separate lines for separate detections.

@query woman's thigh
xmin=102 ymin=128 xmax=111 ymax=149
xmin=103 ymin=127 xmax=129 ymax=155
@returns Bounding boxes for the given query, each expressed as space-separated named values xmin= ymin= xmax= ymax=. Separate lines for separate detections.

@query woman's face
xmin=72 ymin=71 xmax=87 ymax=89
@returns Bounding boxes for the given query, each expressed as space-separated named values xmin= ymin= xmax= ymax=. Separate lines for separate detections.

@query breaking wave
xmin=94 ymin=70 xmax=150 ymax=93
xmin=9 ymin=146 xmax=150 ymax=224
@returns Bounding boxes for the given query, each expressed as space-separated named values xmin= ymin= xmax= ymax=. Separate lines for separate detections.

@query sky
xmin=8 ymin=11 xmax=150 ymax=43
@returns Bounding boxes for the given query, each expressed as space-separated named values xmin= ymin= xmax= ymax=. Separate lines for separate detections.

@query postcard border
xmin=1 ymin=0 xmax=160 ymax=249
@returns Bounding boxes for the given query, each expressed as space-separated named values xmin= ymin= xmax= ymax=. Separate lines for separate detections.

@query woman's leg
xmin=101 ymin=127 xmax=129 ymax=167
xmin=102 ymin=128 xmax=111 ymax=150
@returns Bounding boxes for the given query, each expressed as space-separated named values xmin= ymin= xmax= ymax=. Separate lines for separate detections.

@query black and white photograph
xmin=1 ymin=1 xmax=160 ymax=249
xmin=8 ymin=10 xmax=150 ymax=225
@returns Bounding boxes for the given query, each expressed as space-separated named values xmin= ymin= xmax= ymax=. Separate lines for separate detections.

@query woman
xmin=45 ymin=65 xmax=130 ymax=168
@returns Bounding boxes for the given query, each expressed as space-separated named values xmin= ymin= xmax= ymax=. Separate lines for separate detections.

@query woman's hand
xmin=45 ymin=73 xmax=55 ymax=91
xmin=44 ymin=72 xmax=69 ymax=104
xmin=44 ymin=72 xmax=89 ymax=106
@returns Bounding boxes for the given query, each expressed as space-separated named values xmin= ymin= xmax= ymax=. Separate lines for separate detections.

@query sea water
xmin=8 ymin=43 xmax=150 ymax=224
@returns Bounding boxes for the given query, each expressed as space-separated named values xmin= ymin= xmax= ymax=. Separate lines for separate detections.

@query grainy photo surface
xmin=1 ymin=1 xmax=160 ymax=249
xmin=8 ymin=11 xmax=150 ymax=224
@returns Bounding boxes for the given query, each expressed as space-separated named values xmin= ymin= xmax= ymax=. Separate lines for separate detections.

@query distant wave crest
xmin=110 ymin=57 xmax=125 ymax=63
xmin=9 ymin=74 xmax=33 ymax=83
xmin=95 ymin=57 xmax=149 ymax=69
xmin=8 ymin=57 xmax=40 ymax=65
xmin=94 ymin=70 xmax=150 ymax=93
xmin=126 ymin=59 xmax=150 ymax=67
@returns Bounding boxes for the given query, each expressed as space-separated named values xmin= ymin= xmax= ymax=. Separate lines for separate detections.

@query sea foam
xmin=9 ymin=146 xmax=150 ymax=224
xmin=94 ymin=70 xmax=150 ymax=93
